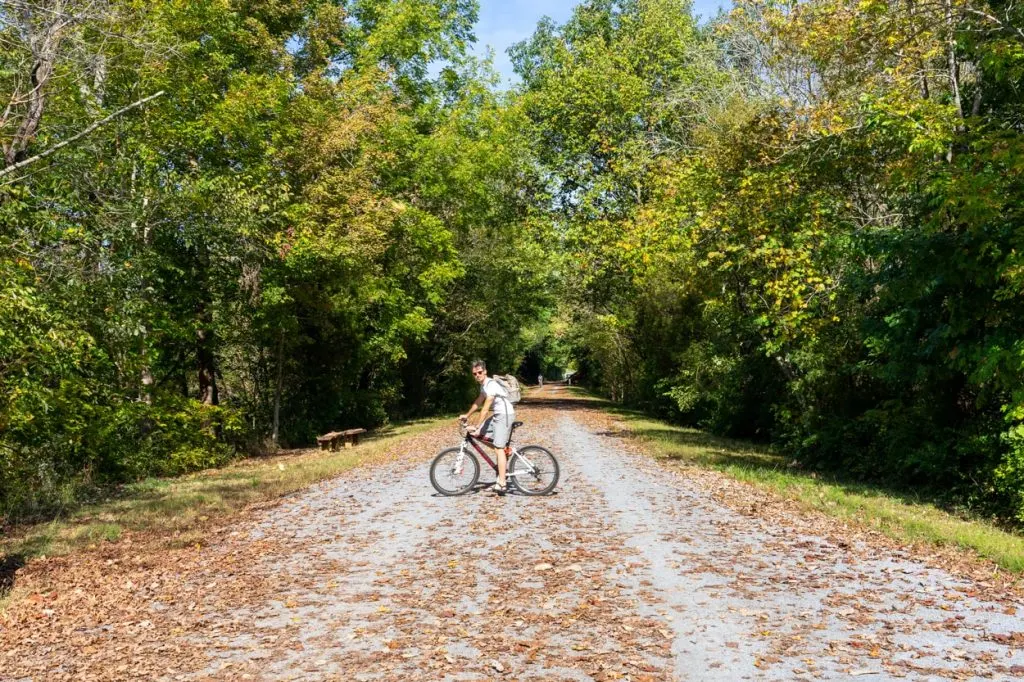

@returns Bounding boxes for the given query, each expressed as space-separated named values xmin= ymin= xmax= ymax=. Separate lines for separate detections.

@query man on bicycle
xmin=459 ymin=359 xmax=515 ymax=495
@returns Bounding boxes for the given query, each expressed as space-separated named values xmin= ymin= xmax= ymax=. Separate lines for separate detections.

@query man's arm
xmin=459 ymin=394 xmax=486 ymax=421
xmin=473 ymin=395 xmax=495 ymax=432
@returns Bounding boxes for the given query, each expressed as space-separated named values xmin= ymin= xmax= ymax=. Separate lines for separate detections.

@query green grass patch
xmin=572 ymin=388 xmax=1024 ymax=573
xmin=0 ymin=416 xmax=449 ymax=565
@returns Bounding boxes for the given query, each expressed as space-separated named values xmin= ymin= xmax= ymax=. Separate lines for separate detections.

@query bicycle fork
xmin=453 ymin=443 xmax=468 ymax=476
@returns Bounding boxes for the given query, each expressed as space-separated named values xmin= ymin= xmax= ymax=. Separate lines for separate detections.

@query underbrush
xmin=0 ymin=399 xmax=243 ymax=526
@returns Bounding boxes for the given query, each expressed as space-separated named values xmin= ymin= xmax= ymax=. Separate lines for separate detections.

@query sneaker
xmin=493 ymin=483 xmax=507 ymax=496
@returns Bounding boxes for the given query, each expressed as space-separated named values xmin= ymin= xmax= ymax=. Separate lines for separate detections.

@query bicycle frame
xmin=458 ymin=431 xmax=542 ymax=485
xmin=460 ymin=433 xmax=508 ymax=472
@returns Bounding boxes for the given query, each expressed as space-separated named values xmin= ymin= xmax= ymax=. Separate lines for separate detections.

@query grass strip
xmin=1 ymin=415 xmax=449 ymax=565
xmin=570 ymin=388 xmax=1024 ymax=573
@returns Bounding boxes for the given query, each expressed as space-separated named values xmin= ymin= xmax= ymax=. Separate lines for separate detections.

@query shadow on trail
xmin=601 ymin=427 xmax=778 ymax=470
xmin=430 ymin=481 xmax=558 ymax=498
xmin=518 ymin=385 xmax=605 ymax=413
xmin=600 ymin=424 xmax=972 ymax=518
xmin=520 ymin=397 xmax=598 ymax=412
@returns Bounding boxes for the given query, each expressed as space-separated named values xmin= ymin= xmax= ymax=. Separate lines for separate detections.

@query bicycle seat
xmin=512 ymin=421 xmax=523 ymax=428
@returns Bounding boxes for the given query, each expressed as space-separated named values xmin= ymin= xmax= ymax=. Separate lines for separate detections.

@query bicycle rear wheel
xmin=430 ymin=446 xmax=480 ymax=496
xmin=508 ymin=446 xmax=559 ymax=495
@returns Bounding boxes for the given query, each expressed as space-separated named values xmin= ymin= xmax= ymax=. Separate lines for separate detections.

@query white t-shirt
xmin=482 ymin=377 xmax=514 ymax=417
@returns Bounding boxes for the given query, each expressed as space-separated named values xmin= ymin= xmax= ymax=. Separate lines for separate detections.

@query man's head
xmin=471 ymin=360 xmax=487 ymax=385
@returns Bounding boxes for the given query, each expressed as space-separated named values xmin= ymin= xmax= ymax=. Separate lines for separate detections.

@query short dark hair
xmin=471 ymin=359 xmax=487 ymax=372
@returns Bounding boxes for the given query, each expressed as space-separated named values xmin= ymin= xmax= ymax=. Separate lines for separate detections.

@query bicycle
xmin=429 ymin=419 xmax=560 ymax=496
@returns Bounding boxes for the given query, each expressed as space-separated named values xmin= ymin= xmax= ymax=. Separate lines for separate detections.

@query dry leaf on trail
xmin=534 ymin=563 xmax=553 ymax=571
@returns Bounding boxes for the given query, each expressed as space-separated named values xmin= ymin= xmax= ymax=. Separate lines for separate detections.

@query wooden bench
xmin=316 ymin=428 xmax=367 ymax=451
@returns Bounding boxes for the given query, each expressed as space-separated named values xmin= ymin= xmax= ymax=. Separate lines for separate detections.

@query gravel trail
xmin=189 ymin=389 xmax=1024 ymax=681
xmin=554 ymin=409 xmax=1024 ymax=680
xmin=3 ymin=387 xmax=1023 ymax=681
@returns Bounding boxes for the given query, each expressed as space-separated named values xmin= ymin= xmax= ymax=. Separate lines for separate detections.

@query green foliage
xmin=514 ymin=0 xmax=1024 ymax=524
xmin=996 ymin=431 xmax=1024 ymax=524
xmin=0 ymin=0 xmax=551 ymax=523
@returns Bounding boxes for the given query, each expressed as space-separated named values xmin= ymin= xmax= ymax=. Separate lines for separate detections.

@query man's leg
xmin=497 ymin=446 xmax=508 ymax=489
xmin=491 ymin=413 xmax=511 ymax=493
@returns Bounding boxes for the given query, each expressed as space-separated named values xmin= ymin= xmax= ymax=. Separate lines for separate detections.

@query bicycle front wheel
xmin=430 ymin=446 xmax=480 ymax=496
xmin=508 ymin=446 xmax=560 ymax=495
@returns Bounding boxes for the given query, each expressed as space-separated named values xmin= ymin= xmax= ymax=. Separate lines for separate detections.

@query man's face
xmin=472 ymin=366 xmax=487 ymax=385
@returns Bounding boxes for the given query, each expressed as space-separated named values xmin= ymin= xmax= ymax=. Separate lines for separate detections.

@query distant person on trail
xmin=538 ymin=374 xmax=543 ymax=388
xmin=459 ymin=360 xmax=515 ymax=496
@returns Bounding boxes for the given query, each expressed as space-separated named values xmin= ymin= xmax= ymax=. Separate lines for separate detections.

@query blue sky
xmin=472 ymin=0 xmax=728 ymax=86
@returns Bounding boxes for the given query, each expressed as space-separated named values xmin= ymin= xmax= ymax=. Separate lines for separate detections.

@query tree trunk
xmin=945 ymin=0 xmax=963 ymax=120
xmin=134 ymin=163 xmax=154 ymax=405
xmin=197 ymin=301 xmax=218 ymax=406
xmin=140 ymin=366 xmax=154 ymax=404
xmin=944 ymin=0 xmax=964 ymax=164
xmin=3 ymin=0 xmax=71 ymax=167
xmin=178 ymin=351 xmax=189 ymax=398
xmin=272 ymin=330 xmax=284 ymax=449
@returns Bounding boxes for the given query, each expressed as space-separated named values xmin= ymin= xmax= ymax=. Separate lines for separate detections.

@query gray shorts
xmin=482 ymin=413 xmax=513 ymax=448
